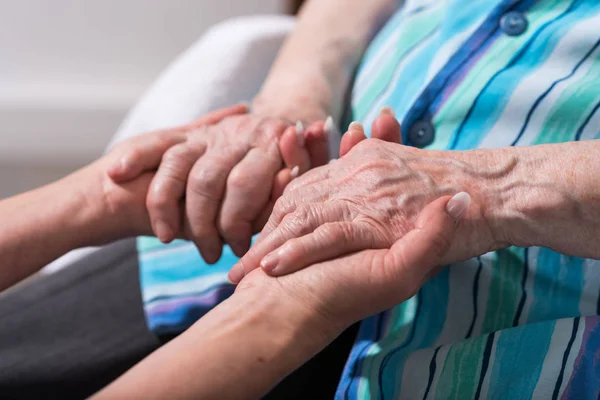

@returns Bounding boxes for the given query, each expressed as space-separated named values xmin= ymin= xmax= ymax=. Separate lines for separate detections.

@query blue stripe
xmin=526 ymin=249 xmax=584 ymax=325
xmin=382 ymin=0 xmax=504 ymax=124
xmin=403 ymin=0 xmax=537 ymax=145
xmin=488 ymin=320 xmax=555 ymax=399
xmin=335 ymin=313 xmax=384 ymax=399
xmin=378 ymin=268 xmax=450 ymax=398
xmin=450 ymin=0 xmax=584 ymax=150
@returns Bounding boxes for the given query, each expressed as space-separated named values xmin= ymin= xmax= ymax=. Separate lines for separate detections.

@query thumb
xmin=371 ymin=107 xmax=402 ymax=144
xmin=384 ymin=192 xmax=471 ymax=290
xmin=279 ymin=123 xmax=312 ymax=174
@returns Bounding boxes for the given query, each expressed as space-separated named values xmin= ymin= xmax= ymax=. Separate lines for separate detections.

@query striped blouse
xmin=138 ymin=0 xmax=600 ymax=398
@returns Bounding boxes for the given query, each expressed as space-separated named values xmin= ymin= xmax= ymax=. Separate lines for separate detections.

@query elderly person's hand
xmin=229 ymin=117 xmax=510 ymax=283
xmin=108 ymin=105 xmax=332 ymax=263
xmin=96 ymin=193 xmax=468 ymax=400
xmin=235 ymin=193 xmax=470 ymax=339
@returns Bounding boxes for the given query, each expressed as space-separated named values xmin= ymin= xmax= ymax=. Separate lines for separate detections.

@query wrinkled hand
xmin=235 ymin=194 xmax=469 ymax=335
xmin=108 ymin=104 xmax=332 ymax=263
xmin=230 ymin=114 xmax=500 ymax=284
xmin=93 ymin=105 xmax=248 ymax=239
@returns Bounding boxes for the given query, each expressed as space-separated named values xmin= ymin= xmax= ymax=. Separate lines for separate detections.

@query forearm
xmin=0 ymin=172 xmax=96 ymax=289
xmin=0 ymin=162 xmax=142 ymax=290
xmin=95 ymin=278 xmax=335 ymax=399
xmin=254 ymin=0 xmax=399 ymax=122
xmin=487 ymin=140 xmax=600 ymax=258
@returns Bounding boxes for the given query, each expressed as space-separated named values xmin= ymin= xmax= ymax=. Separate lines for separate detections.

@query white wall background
xmin=0 ymin=0 xmax=285 ymax=197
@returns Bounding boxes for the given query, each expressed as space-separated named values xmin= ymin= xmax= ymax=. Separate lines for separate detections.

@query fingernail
xmin=446 ymin=192 xmax=471 ymax=220
xmin=290 ymin=165 xmax=300 ymax=179
xmin=228 ymin=263 xmax=245 ymax=284
xmin=296 ymin=121 xmax=305 ymax=147
xmin=154 ymin=221 xmax=174 ymax=243
xmin=348 ymin=121 xmax=364 ymax=133
xmin=260 ymin=252 xmax=279 ymax=273
xmin=380 ymin=106 xmax=395 ymax=117
xmin=324 ymin=116 xmax=334 ymax=138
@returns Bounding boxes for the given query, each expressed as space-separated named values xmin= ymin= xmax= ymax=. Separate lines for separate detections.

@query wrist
xmin=453 ymin=146 xmax=554 ymax=250
xmin=252 ymin=90 xmax=330 ymax=124
xmin=68 ymin=161 xmax=152 ymax=245
xmin=235 ymin=270 xmax=342 ymax=353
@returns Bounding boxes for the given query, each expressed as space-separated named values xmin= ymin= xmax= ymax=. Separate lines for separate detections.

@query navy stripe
xmin=596 ymin=286 xmax=600 ymax=315
xmin=552 ymin=317 xmax=580 ymax=400
xmin=474 ymin=331 xmax=496 ymax=399
xmin=449 ymin=0 xmax=579 ymax=150
xmin=378 ymin=291 xmax=422 ymax=399
xmin=422 ymin=346 xmax=442 ymax=400
xmin=511 ymin=35 xmax=600 ymax=146
xmin=402 ymin=0 xmax=537 ymax=145
xmin=512 ymin=248 xmax=529 ymax=327
xmin=466 ymin=257 xmax=483 ymax=338
xmin=574 ymin=99 xmax=600 ymax=141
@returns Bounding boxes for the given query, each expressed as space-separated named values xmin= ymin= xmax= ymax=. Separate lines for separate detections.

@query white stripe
xmin=579 ymin=259 xmax=600 ymax=316
xmin=480 ymin=12 xmax=600 ymax=148
xmin=472 ymin=252 xmax=495 ymax=337
xmin=516 ymin=42 xmax=600 ymax=146
xmin=143 ymin=272 xmax=229 ymax=302
xmin=421 ymin=345 xmax=450 ymax=400
xmin=425 ymin=19 xmax=483 ymax=82
xmin=353 ymin=15 xmax=406 ymax=98
xmin=139 ymin=241 xmax=197 ymax=262
xmin=556 ymin=319 xmax=584 ymax=397
xmin=437 ymin=258 xmax=480 ymax=344
xmin=398 ymin=347 xmax=439 ymax=399
xmin=355 ymin=1 xmax=447 ymax=98
xmin=358 ymin=30 xmax=440 ymax=129
xmin=531 ymin=318 xmax=579 ymax=399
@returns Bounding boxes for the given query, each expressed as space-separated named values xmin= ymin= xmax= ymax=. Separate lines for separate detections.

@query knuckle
xmin=280 ymin=239 xmax=304 ymax=261
xmin=146 ymin=190 xmax=170 ymax=212
xmin=124 ymin=148 xmax=143 ymax=165
xmin=227 ymin=168 xmax=254 ymax=192
xmin=273 ymin=196 xmax=295 ymax=218
xmin=281 ymin=204 xmax=315 ymax=234
xmin=189 ymin=166 xmax=223 ymax=196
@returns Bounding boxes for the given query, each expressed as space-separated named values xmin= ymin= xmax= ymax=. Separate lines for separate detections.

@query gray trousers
xmin=0 ymin=240 xmax=357 ymax=399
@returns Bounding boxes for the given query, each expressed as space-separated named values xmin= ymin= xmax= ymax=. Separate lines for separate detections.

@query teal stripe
xmin=488 ymin=321 xmax=555 ymax=400
xmin=383 ymin=0 xmax=499 ymax=121
xmin=526 ymin=249 xmax=584 ymax=324
xmin=376 ymin=268 xmax=450 ymax=398
xmin=452 ymin=0 xmax=591 ymax=150
xmin=352 ymin=7 xmax=407 ymax=95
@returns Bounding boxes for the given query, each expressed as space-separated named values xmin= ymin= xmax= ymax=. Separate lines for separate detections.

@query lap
xmin=0 ymin=239 xmax=161 ymax=400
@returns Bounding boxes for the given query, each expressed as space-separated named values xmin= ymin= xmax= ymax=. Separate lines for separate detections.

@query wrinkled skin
xmin=231 ymin=134 xmax=504 ymax=284
xmin=234 ymin=195 xmax=465 ymax=334
xmin=109 ymin=105 xmax=330 ymax=263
